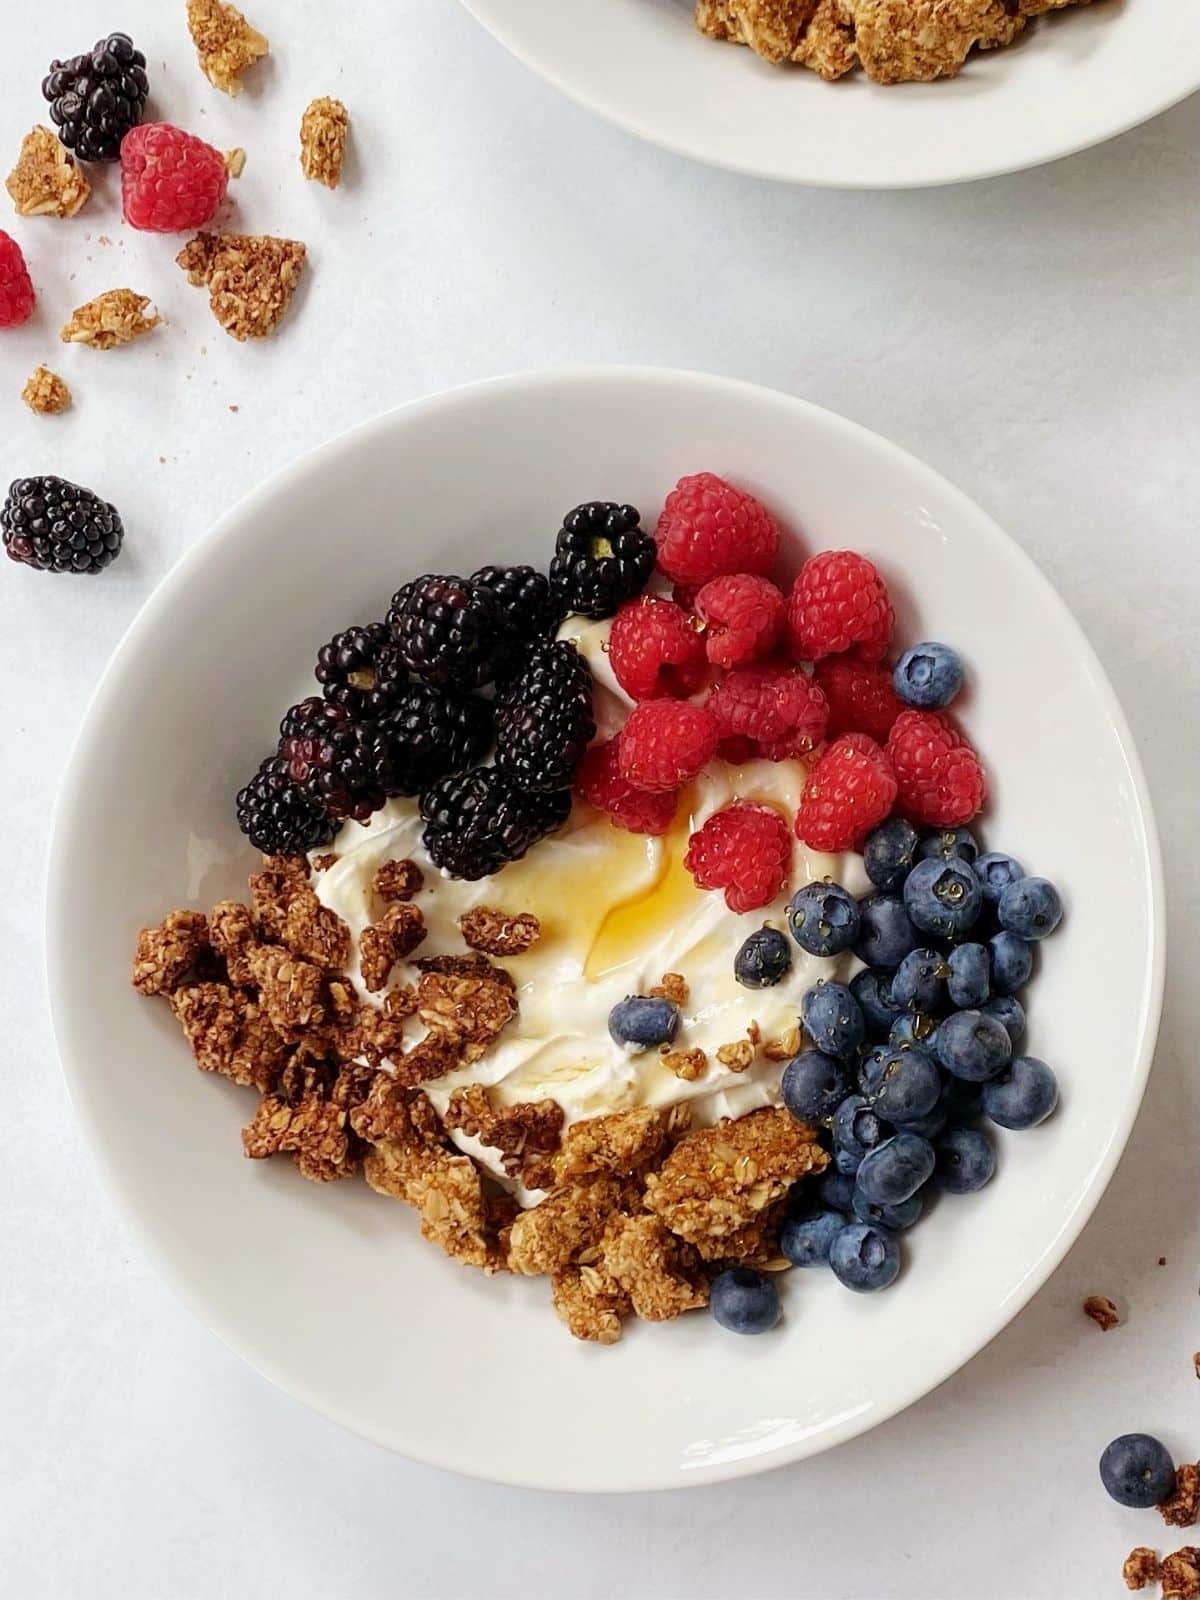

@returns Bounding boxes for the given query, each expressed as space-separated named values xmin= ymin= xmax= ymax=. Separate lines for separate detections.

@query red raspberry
xmin=695 ymin=573 xmax=785 ymax=668
xmin=814 ymin=654 xmax=903 ymax=741
xmin=886 ymin=710 xmax=986 ymax=827
xmin=618 ymin=700 xmax=717 ymax=793
xmin=608 ymin=596 xmax=706 ymax=700
xmin=795 ymin=733 xmax=897 ymax=853
xmin=0 ymin=232 xmax=35 ymax=329
xmin=684 ymin=802 xmax=792 ymax=913
xmin=787 ymin=551 xmax=894 ymax=663
xmin=576 ymin=739 xmax=679 ymax=835
xmin=707 ymin=664 xmax=829 ymax=761
xmin=120 ymin=124 xmax=228 ymax=233
xmin=654 ymin=473 xmax=779 ymax=587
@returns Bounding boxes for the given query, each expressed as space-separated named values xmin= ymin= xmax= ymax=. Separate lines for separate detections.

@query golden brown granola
xmin=373 ymin=858 xmax=424 ymax=902
xmin=359 ymin=902 xmax=428 ymax=993
xmin=649 ymin=972 xmax=689 ymax=1005
xmin=1161 ymin=1549 xmax=1200 ymax=1600
xmin=601 ymin=1213 xmax=709 ymax=1321
xmin=459 ymin=906 xmax=541 ymax=957
xmin=792 ymin=0 xmax=858 ymax=76
xmin=243 ymin=1092 xmax=356 ymax=1182
xmin=283 ymin=889 xmax=350 ymax=970
xmin=507 ymin=1176 xmax=635 ymax=1276
xmin=553 ymin=1105 xmax=675 ymax=1184
xmin=1125 ymin=1550 xmax=1162 ymax=1592
xmin=444 ymin=1085 xmax=564 ymax=1188
xmin=248 ymin=861 xmax=307 ymax=939
xmin=1162 ymin=1467 xmax=1200 ymax=1531
xmin=663 ymin=1047 xmax=707 ymax=1082
xmin=187 ymin=0 xmax=269 ymax=95
xmin=224 ymin=147 xmax=246 ymax=178
xmin=132 ymin=909 xmax=209 ymax=995
xmin=168 ymin=981 xmax=286 ymax=1089
xmin=21 ymin=366 xmax=71 ymax=416
xmin=313 ymin=852 xmax=338 ymax=873
xmin=300 ymin=97 xmax=349 ymax=189
xmin=389 ymin=1029 xmax=461 ymax=1088
xmin=61 ymin=289 xmax=161 ymax=349
xmin=209 ymin=900 xmax=258 ymax=985
xmin=246 ymin=945 xmax=326 ymax=1042
xmin=696 ymin=0 xmax=815 ymax=61
xmin=763 ymin=1023 xmax=801 ymax=1061
xmin=551 ymin=1263 xmax=630 ymax=1344
xmin=177 ymin=232 xmax=306 ymax=342
xmin=6 ymin=126 xmax=90 ymax=217
xmin=1083 ymin=1293 xmax=1120 ymax=1332
xmin=716 ymin=1038 xmax=755 ymax=1072
xmin=416 ymin=966 xmax=516 ymax=1062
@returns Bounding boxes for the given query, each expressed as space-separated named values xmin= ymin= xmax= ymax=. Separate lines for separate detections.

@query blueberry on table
xmin=854 ymin=894 xmax=920 ymax=970
xmin=801 ymin=982 xmax=865 ymax=1060
xmin=1099 ymin=1434 xmax=1176 ymax=1509
xmin=989 ymin=930 xmax=1033 ymax=996
xmin=829 ymin=1221 xmax=901 ymax=1292
xmin=782 ymin=1050 xmax=851 ymax=1122
xmin=947 ymin=942 xmax=990 ymax=1009
xmin=863 ymin=818 xmax=921 ymax=892
xmin=893 ymin=641 xmax=963 ymax=710
xmin=781 ymin=1210 xmax=844 ymax=1267
xmin=608 ymin=996 xmax=680 ymax=1054
xmin=734 ymin=926 xmax=792 ymax=989
xmin=889 ymin=1012 xmax=941 ymax=1053
xmin=859 ymin=1045 xmax=942 ymax=1123
xmin=832 ymin=1093 xmax=887 ymax=1165
xmin=855 ymin=1133 xmax=935 ymax=1205
xmin=852 ymin=968 xmax=904 ymax=1039
xmin=904 ymin=857 xmax=983 ymax=940
xmin=710 ymin=1267 xmax=781 ymax=1334
xmin=981 ymin=1056 xmax=1059 ymax=1129
xmin=934 ymin=1125 xmax=996 ymax=1193
xmin=816 ymin=1168 xmax=857 ymax=1213
xmin=853 ymin=1186 xmax=924 ymax=1232
xmin=974 ymin=851 xmax=1026 ymax=904
xmin=982 ymin=994 xmax=1026 ymax=1048
xmin=891 ymin=947 xmax=948 ymax=1013
xmin=918 ymin=826 xmax=979 ymax=865
xmin=998 ymin=876 xmax=1063 ymax=941
xmin=936 ymin=1009 xmax=1013 ymax=1082
xmin=787 ymin=881 xmax=861 ymax=957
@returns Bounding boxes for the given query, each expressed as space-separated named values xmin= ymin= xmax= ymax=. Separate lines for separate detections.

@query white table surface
xmin=2 ymin=3 xmax=1197 ymax=1596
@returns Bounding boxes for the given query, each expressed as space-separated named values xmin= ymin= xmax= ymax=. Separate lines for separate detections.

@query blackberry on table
xmin=314 ymin=623 xmax=406 ymax=718
xmin=470 ymin=564 xmax=561 ymax=642
xmin=387 ymin=573 xmax=513 ymax=688
xmin=549 ymin=501 xmax=655 ymax=619
xmin=236 ymin=756 xmax=335 ymax=855
xmin=278 ymin=698 xmax=388 ymax=823
xmin=377 ymin=681 xmax=493 ymax=795
xmin=495 ymin=639 xmax=595 ymax=793
xmin=2 ymin=475 xmax=124 ymax=573
xmin=42 ymin=32 xmax=149 ymax=163
xmin=419 ymin=769 xmax=571 ymax=880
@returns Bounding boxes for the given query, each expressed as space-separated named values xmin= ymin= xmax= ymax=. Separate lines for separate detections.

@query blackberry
xmin=2 ymin=475 xmax=124 ymax=574
xmin=278 ymin=698 xmax=388 ymax=823
xmin=377 ymin=681 xmax=494 ymax=795
xmin=420 ymin=769 xmax=571 ymax=880
xmin=387 ymin=573 xmax=513 ymax=688
xmin=314 ymin=623 xmax=405 ymax=718
xmin=470 ymin=564 xmax=562 ymax=642
xmin=236 ymin=756 xmax=335 ymax=855
xmin=42 ymin=33 xmax=149 ymax=163
xmin=549 ymin=501 xmax=655 ymax=620
xmin=495 ymin=640 xmax=595 ymax=793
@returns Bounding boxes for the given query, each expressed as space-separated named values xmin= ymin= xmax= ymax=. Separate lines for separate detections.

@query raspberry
xmin=815 ymin=655 xmax=903 ymax=741
xmin=0 ymin=233 xmax=35 ymax=329
xmin=120 ymin=123 xmax=228 ymax=232
xmin=576 ymin=739 xmax=679 ymax=835
xmin=684 ymin=802 xmax=792 ymax=913
xmin=795 ymin=733 xmax=897 ymax=853
xmin=617 ymin=700 xmax=717 ymax=793
xmin=786 ymin=551 xmax=894 ymax=663
xmin=886 ymin=710 xmax=986 ymax=828
xmin=707 ymin=664 xmax=828 ymax=761
xmin=654 ymin=473 xmax=779 ymax=588
xmin=695 ymin=573 xmax=785 ymax=668
xmin=608 ymin=596 xmax=706 ymax=700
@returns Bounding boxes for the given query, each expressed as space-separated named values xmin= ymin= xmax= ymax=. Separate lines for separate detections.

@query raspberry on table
xmin=814 ymin=654 xmax=903 ymax=740
xmin=886 ymin=709 xmax=986 ymax=827
xmin=120 ymin=123 xmax=229 ymax=232
xmin=608 ymin=595 xmax=706 ymax=700
xmin=795 ymin=732 xmax=898 ymax=852
xmin=654 ymin=473 xmax=779 ymax=587
xmin=42 ymin=32 xmax=149 ymax=163
xmin=786 ymin=550 xmax=894 ymax=663
xmin=694 ymin=572 xmax=785 ymax=668
xmin=706 ymin=664 xmax=829 ymax=761
xmin=2 ymin=475 xmax=123 ymax=573
xmin=617 ymin=700 xmax=718 ymax=793
xmin=0 ymin=233 xmax=35 ymax=329
xmin=575 ymin=739 xmax=679 ymax=835
xmin=684 ymin=802 xmax=792 ymax=913
xmin=549 ymin=502 xmax=656 ymax=620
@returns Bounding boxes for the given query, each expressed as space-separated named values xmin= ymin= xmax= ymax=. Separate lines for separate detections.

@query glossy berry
xmin=981 ymin=1056 xmax=1059 ymax=1129
xmin=781 ymin=1210 xmax=843 ymax=1267
xmin=278 ymin=697 xmax=387 ymax=822
xmin=43 ymin=32 xmax=149 ymax=162
xmin=419 ymin=769 xmax=570 ymax=879
xmin=853 ymin=1187 xmax=923 ymax=1232
xmin=575 ymin=738 xmax=678 ymax=835
xmin=981 ymin=994 xmax=1026 ymax=1048
xmin=654 ymin=472 xmax=779 ymax=587
xmin=388 ymin=573 xmax=512 ymax=688
xmin=734 ymin=927 xmax=792 ymax=989
xmin=0 ymin=232 xmax=35 ymax=328
xmin=608 ymin=996 xmax=680 ymax=1054
xmin=815 ymin=655 xmax=903 ymax=741
xmin=314 ymin=623 xmax=398 ymax=718
xmin=903 ymin=856 xmax=983 ymax=940
xmin=120 ymin=123 xmax=227 ymax=231
xmin=684 ymin=802 xmax=791 ymax=913
xmin=998 ymin=876 xmax=1063 ymax=941
xmin=936 ymin=1009 xmax=1012 ymax=1082
xmin=787 ymin=881 xmax=861 ymax=957
xmin=851 ymin=968 xmax=904 ymax=1038
xmin=494 ymin=638 xmax=595 ymax=792
xmin=3 ymin=475 xmax=123 ymax=573
xmin=934 ymin=1125 xmax=996 ymax=1194
xmin=377 ymin=681 xmax=494 ymax=795
xmin=782 ymin=1050 xmax=851 ymax=1122
xmin=608 ymin=595 xmax=705 ymax=700
xmin=707 ymin=663 xmax=828 ymax=761
xmin=947 ymin=943 xmax=990 ymax=1009
xmin=989 ymin=931 xmax=1033 ymax=996
xmin=620 ymin=699 xmax=717 ymax=793
xmin=550 ymin=501 xmax=655 ymax=619
xmin=816 ymin=1169 xmax=857 ymax=1214
xmin=832 ymin=1094 xmax=886 ymax=1166
xmin=858 ymin=1045 xmax=941 ymax=1123
xmin=829 ymin=1221 xmax=901 ymax=1292
xmin=863 ymin=817 xmax=921 ymax=892
xmin=889 ymin=1013 xmax=941 ymax=1054
xmin=887 ymin=710 xmax=986 ymax=829
xmin=919 ymin=827 xmax=979 ymax=865
xmin=892 ymin=1106 xmax=948 ymax=1142
xmin=974 ymin=851 xmax=1025 ymax=904
xmin=795 ymin=733 xmax=897 ymax=853
xmin=856 ymin=1133 xmax=935 ymax=1206
xmin=854 ymin=894 xmax=919 ymax=971
xmin=695 ymin=572 xmax=785 ymax=668
xmin=236 ymin=755 xmax=334 ymax=855
xmin=1099 ymin=1434 xmax=1175 ymax=1509
xmin=893 ymin=642 xmax=963 ymax=709
xmin=786 ymin=550 xmax=894 ymax=663
xmin=470 ymin=563 xmax=561 ymax=639
xmin=710 ymin=1267 xmax=781 ymax=1335
xmin=890 ymin=949 xmax=947 ymax=1013
xmin=801 ymin=982 xmax=865 ymax=1061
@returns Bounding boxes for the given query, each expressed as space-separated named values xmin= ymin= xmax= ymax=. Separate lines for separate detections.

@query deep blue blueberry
xmin=892 ymin=1106 xmax=948 ymax=1140
xmin=1099 ymin=1434 xmax=1176 ymax=1509
xmin=998 ymin=876 xmax=1063 ymax=941
xmin=989 ymin=930 xmax=1033 ymax=996
xmin=801 ymin=982 xmax=865 ymax=1060
xmin=608 ymin=995 xmax=679 ymax=1054
xmin=934 ymin=1125 xmax=996 ymax=1193
xmin=832 ymin=1093 xmax=887 ymax=1166
xmin=851 ymin=968 xmax=904 ymax=1039
xmin=710 ymin=1267 xmax=781 ymax=1335
xmin=780 ymin=1210 xmax=844 ymax=1268
xmin=834 ymin=1146 xmax=864 ymax=1176
xmin=853 ymin=1186 xmax=924 ymax=1231
xmin=938 ymin=1071 xmax=983 ymax=1124
xmin=947 ymin=942 xmax=990 ymax=1008
xmin=973 ymin=851 xmax=1025 ymax=904
xmin=816 ymin=1169 xmax=856 ymax=1213
xmin=787 ymin=881 xmax=861 ymax=957
xmin=828 ymin=1221 xmax=901 ymax=1292
xmin=782 ymin=1050 xmax=851 ymax=1123
xmin=855 ymin=1133 xmax=935 ymax=1205
xmin=893 ymin=641 xmax=963 ymax=710
xmin=854 ymin=894 xmax=919 ymax=970
xmin=889 ymin=1012 xmax=941 ymax=1053
xmin=936 ymin=1009 xmax=1012 ymax=1081
xmin=981 ymin=1056 xmax=1059 ymax=1129
xmin=734 ymin=926 xmax=792 ymax=989
xmin=982 ymin=994 xmax=1026 ymax=1048
xmin=903 ymin=857 xmax=983 ymax=941
xmin=891 ymin=947 xmax=948 ymax=1012
xmin=863 ymin=818 xmax=921 ymax=892
xmin=918 ymin=827 xmax=979 ymax=865
xmin=859 ymin=1045 xmax=941 ymax=1123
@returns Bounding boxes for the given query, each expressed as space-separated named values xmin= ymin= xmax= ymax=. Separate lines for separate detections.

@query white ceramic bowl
xmin=48 ymin=368 xmax=1163 ymax=1492
xmin=457 ymin=0 xmax=1200 ymax=188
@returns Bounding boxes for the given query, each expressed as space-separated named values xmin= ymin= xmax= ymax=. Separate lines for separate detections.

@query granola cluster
xmin=176 ymin=232 xmax=307 ymax=342
xmin=300 ymin=97 xmax=350 ymax=189
xmin=5 ymin=125 xmax=90 ymax=217
xmin=21 ymin=366 xmax=71 ymax=416
xmin=187 ymin=0 xmax=269 ymax=96
xmin=60 ymin=289 xmax=161 ymax=350
xmin=1125 ymin=1547 xmax=1200 ymax=1599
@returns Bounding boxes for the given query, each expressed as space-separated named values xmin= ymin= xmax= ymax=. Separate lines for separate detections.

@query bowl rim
xmin=45 ymin=365 xmax=1166 ymax=1490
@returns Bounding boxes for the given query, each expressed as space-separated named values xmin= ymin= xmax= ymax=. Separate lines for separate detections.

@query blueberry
xmin=832 ymin=1093 xmax=887 ymax=1165
xmin=998 ymin=876 xmax=1063 ymax=941
xmin=982 ymin=994 xmax=1026 ymax=1048
xmin=781 ymin=1209 xmax=844 ymax=1267
xmin=1099 ymin=1434 xmax=1176 ymax=1509
xmin=801 ymin=982 xmax=865 ymax=1060
xmin=734 ymin=926 xmax=792 ymax=989
xmin=974 ymin=851 xmax=1025 ymax=904
xmin=854 ymin=894 xmax=919 ymax=970
xmin=853 ymin=1186 xmax=924 ymax=1231
xmin=891 ymin=948 xmax=948 ymax=1012
xmin=787 ymin=881 xmax=861 ymax=957
xmin=782 ymin=1050 xmax=851 ymax=1123
xmin=608 ymin=995 xmax=679 ymax=1054
xmin=834 ymin=1145 xmax=864 ymax=1176
xmin=934 ymin=1125 xmax=996 ymax=1193
xmin=981 ymin=1056 xmax=1059 ymax=1129
xmin=889 ymin=1012 xmax=941 ymax=1053
xmin=939 ymin=1071 xmax=983 ymax=1124
xmin=989 ymin=930 xmax=1033 ymax=996
xmin=851 ymin=968 xmax=904 ymax=1038
xmin=828 ymin=1221 xmax=901 ymax=1292
xmin=947 ymin=942 xmax=990 ymax=1008
xmin=855 ymin=1133 xmax=935 ymax=1205
xmin=903 ymin=857 xmax=982 ymax=941
xmin=859 ymin=1044 xmax=941 ymax=1123
xmin=893 ymin=1106 xmax=948 ymax=1140
xmin=863 ymin=818 xmax=921 ymax=892
xmin=710 ymin=1267 xmax=781 ymax=1335
xmin=918 ymin=827 xmax=979 ymax=865
xmin=936 ymin=1009 xmax=1012 ymax=1081
xmin=816 ymin=1169 xmax=856 ymax=1212
xmin=893 ymin=641 xmax=963 ymax=710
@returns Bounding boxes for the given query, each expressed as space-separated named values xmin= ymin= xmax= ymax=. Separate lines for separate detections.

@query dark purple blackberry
xmin=495 ymin=640 xmax=595 ymax=793
xmin=548 ymin=501 xmax=654 ymax=620
xmin=2 ymin=475 xmax=123 ymax=573
xmin=314 ymin=623 xmax=406 ymax=718
xmin=419 ymin=769 xmax=571 ymax=880
xmin=470 ymin=564 xmax=562 ymax=642
xmin=278 ymin=698 xmax=388 ymax=823
xmin=377 ymin=681 xmax=493 ymax=795
xmin=42 ymin=32 xmax=149 ymax=163
xmin=387 ymin=573 xmax=513 ymax=688
xmin=236 ymin=756 xmax=335 ymax=855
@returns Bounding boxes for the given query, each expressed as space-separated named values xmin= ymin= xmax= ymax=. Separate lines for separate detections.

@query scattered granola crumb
xmin=716 ymin=1038 xmax=755 ymax=1072
xmin=373 ymin=858 xmax=424 ymax=902
xmin=1161 ymin=1548 xmax=1200 ymax=1600
xmin=300 ymin=96 xmax=349 ymax=189
xmin=1160 ymin=1257 xmax=1169 ymax=1267
xmin=97 ymin=234 xmax=112 ymax=247
xmin=228 ymin=403 xmax=240 ymax=413
xmin=1124 ymin=1549 xmax=1161 ymax=1592
xmin=224 ymin=146 xmax=246 ymax=177
xmin=662 ymin=1046 xmax=707 ymax=1082
xmin=1083 ymin=1294 xmax=1120 ymax=1332
xmin=61 ymin=289 xmax=161 ymax=349
xmin=1161 ymin=1466 xmax=1200 ymax=1531
xmin=312 ymin=852 xmax=338 ymax=872
xmin=187 ymin=0 xmax=269 ymax=95
xmin=21 ymin=366 xmax=71 ymax=416
xmin=649 ymin=972 xmax=689 ymax=1005
xmin=6 ymin=126 xmax=90 ymax=217
xmin=176 ymin=231 xmax=306 ymax=341
xmin=459 ymin=906 xmax=540 ymax=957
xmin=360 ymin=902 xmax=427 ymax=991
xmin=132 ymin=909 xmax=209 ymax=995
xmin=763 ymin=1023 xmax=801 ymax=1061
